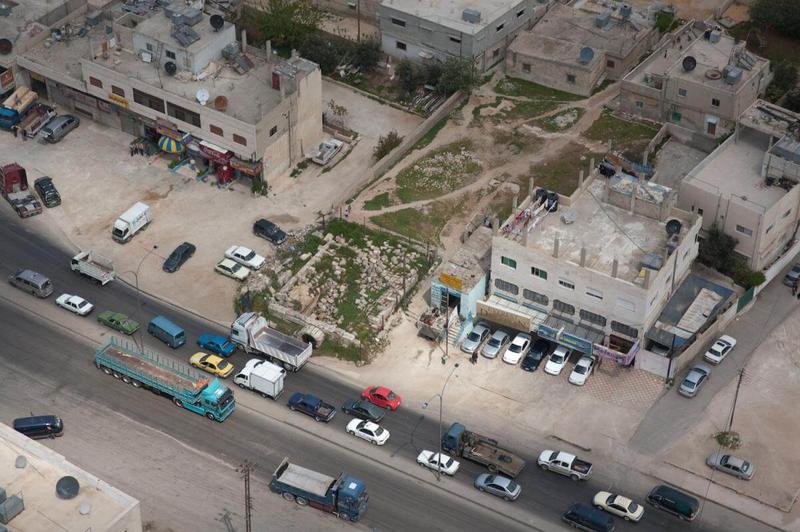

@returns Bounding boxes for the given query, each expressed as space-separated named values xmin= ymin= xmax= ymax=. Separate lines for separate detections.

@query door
xmin=707 ymin=120 xmax=717 ymax=135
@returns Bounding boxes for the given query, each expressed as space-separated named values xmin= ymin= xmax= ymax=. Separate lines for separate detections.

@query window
xmin=233 ymin=134 xmax=247 ymax=146
xmin=145 ymin=43 xmax=154 ymax=52
xmin=167 ymin=101 xmax=201 ymax=127
xmin=391 ymin=17 xmax=406 ymax=27
xmin=616 ymin=298 xmax=635 ymax=313
xmin=500 ymin=256 xmax=517 ymax=269
xmin=531 ymin=266 xmax=547 ymax=280
xmin=269 ymin=125 xmax=278 ymax=136
xmin=784 ymin=209 xmax=792 ymax=218
xmin=553 ymin=300 xmax=575 ymax=315
xmin=711 ymin=97 xmax=720 ymax=107
xmin=678 ymin=88 xmax=687 ymax=97
xmin=517 ymin=9 xmax=525 ymax=17
xmin=580 ymin=309 xmax=606 ymax=326
xmin=522 ymin=63 xmax=531 ymax=73
xmin=165 ymin=50 xmax=176 ymax=60
xmin=133 ymin=88 xmax=165 ymax=113
xmin=585 ymin=287 xmax=603 ymax=301
xmin=697 ymin=207 xmax=703 ymax=216
xmin=111 ymin=85 xmax=124 ymax=97
xmin=495 ymin=278 xmax=519 ymax=295
xmin=606 ymin=59 xmax=616 ymax=68
xmin=449 ymin=36 xmax=461 ymax=44
xmin=671 ymin=111 xmax=682 ymax=122
xmin=566 ymin=74 xmax=576 ymax=84
xmin=635 ymin=101 xmax=644 ymax=109
xmin=492 ymin=48 xmax=500 ymax=58
xmin=89 ymin=77 xmax=103 ymax=88
xmin=558 ymin=278 xmax=575 ymax=290
xmin=735 ymin=224 xmax=753 ymax=237
xmin=523 ymin=289 xmax=548 ymax=306
xmin=611 ymin=321 xmax=638 ymax=338
xmin=396 ymin=41 xmax=407 ymax=51
xmin=496 ymin=23 xmax=505 ymax=32
xmin=766 ymin=223 xmax=774 ymax=234
xmin=209 ymin=124 xmax=223 ymax=136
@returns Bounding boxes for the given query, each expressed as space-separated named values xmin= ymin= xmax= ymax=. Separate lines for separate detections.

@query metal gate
xmin=737 ymin=287 xmax=755 ymax=311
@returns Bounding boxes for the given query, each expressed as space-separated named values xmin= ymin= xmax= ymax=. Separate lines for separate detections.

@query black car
xmin=342 ymin=398 xmax=386 ymax=423
xmin=34 ymin=176 xmax=61 ymax=207
xmin=163 ymin=242 xmax=196 ymax=273
xmin=521 ymin=338 xmax=550 ymax=371
xmin=253 ymin=218 xmax=287 ymax=245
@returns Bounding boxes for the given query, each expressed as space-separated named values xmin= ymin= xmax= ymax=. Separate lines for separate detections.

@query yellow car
xmin=189 ymin=352 xmax=234 ymax=378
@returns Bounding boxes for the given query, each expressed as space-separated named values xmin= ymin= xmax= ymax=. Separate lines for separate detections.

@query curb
xmin=549 ymin=434 xmax=592 ymax=453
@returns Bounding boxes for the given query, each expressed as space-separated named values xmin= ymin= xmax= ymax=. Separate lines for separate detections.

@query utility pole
xmin=237 ymin=462 xmax=255 ymax=532
xmin=728 ymin=368 xmax=745 ymax=431
xmin=357 ymin=0 xmax=361 ymax=42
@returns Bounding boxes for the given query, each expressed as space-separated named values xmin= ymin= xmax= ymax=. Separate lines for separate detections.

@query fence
xmin=642 ymin=123 xmax=669 ymax=166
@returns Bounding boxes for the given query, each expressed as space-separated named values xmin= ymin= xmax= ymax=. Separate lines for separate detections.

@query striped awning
xmin=158 ymin=135 xmax=184 ymax=154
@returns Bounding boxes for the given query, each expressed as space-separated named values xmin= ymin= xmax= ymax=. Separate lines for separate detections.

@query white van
xmin=112 ymin=202 xmax=152 ymax=243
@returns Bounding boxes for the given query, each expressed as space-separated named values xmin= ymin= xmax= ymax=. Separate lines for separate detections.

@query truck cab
xmin=333 ymin=475 xmax=369 ymax=521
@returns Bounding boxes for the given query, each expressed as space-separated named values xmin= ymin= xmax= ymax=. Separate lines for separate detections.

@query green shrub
xmin=373 ymin=130 xmax=403 ymax=160
xmin=714 ymin=431 xmax=742 ymax=450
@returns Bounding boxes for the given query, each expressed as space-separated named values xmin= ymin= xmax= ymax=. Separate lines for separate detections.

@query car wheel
xmin=296 ymin=497 xmax=308 ymax=506
xmin=289 ymin=405 xmax=296 ymax=411
xmin=624 ymin=516 xmax=630 ymax=521
xmin=205 ymin=412 xmax=216 ymax=421
xmin=173 ymin=398 xmax=183 ymax=408
xmin=503 ymin=496 xmax=511 ymax=501
xmin=314 ymin=417 xmax=322 ymax=422
xmin=570 ymin=474 xmax=579 ymax=481
xmin=539 ymin=464 xmax=549 ymax=471
xmin=348 ymin=430 xmax=355 ymax=435
xmin=478 ymin=486 xmax=485 ymax=492
xmin=488 ymin=464 xmax=497 ymax=473
xmin=370 ymin=440 xmax=377 ymax=445
xmin=596 ymin=505 xmax=603 ymax=511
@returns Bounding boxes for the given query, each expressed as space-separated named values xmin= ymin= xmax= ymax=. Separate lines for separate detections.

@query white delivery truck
xmin=233 ymin=358 xmax=286 ymax=399
xmin=230 ymin=312 xmax=313 ymax=372
xmin=112 ymin=202 xmax=152 ymax=243
xmin=70 ymin=251 xmax=115 ymax=285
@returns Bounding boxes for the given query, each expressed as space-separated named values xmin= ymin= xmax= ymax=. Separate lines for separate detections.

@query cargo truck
xmin=18 ymin=103 xmax=56 ymax=138
xmin=71 ymin=250 xmax=115 ymax=285
xmin=442 ymin=422 xmax=526 ymax=478
xmin=269 ymin=457 xmax=369 ymax=522
xmin=112 ymin=201 xmax=152 ymax=243
xmin=233 ymin=358 xmax=285 ymax=399
xmin=230 ymin=312 xmax=312 ymax=372
xmin=94 ymin=337 xmax=235 ymax=422
xmin=0 ymin=163 xmax=42 ymax=218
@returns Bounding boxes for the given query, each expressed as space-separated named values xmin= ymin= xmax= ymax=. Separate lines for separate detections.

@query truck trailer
xmin=230 ymin=312 xmax=312 ymax=372
xmin=71 ymin=250 xmax=115 ymax=285
xmin=442 ymin=422 xmax=526 ymax=478
xmin=269 ymin=458 xmax=368 ymax=522
xmin=94 ymin=338 xmax=235 ymax=422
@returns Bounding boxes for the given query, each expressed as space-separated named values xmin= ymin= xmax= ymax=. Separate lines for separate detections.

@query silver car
xmin=678 ymin=363 xmax=711 ymax=397
xmin=461 ymin=322 xmax=490 ymax=355
xmin=474 ymin=473 xmax=521 ymax=501
xmin=481 ymin=330 xmax=510 ymax=359
xmin=707 ymin=452 xmax=755 ymax=480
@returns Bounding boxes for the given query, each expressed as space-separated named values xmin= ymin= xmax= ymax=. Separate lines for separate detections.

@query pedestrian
xmin=793 ymin=280 xmax=798 ymax=296
xmin=471 ymin=351 xmax=478 ymax=365
xmin=12 ymin=125 xmax=17 ymax=138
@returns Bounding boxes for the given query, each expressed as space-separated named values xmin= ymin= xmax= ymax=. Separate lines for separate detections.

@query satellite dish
xmin=164 ymin=61 xmax=177 ymax=75
xmin=666 ymin=219 xmax=682 ymax=236
xmin=578 ymin=47 xmax=595 ymax=65
xmin=196 ymin=88 xmax=210 ymax=105
xmin=210 ymin=14 xmax=224 ymax=31
xmin=0 ymin=38 xmax=12 ymax=55
xmin=682 ymin=56 xmax=697 ymax=72
xmin=214 ymin=95 xmax=228 ymax=111
xmin=56 ymin=476 xmax=80 ymax=500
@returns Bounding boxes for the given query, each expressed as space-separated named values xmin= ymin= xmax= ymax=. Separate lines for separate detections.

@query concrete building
xmin=506 ymin=2 xmax=659 ymax=97
xmin=378 ymin=0 xmax=549 ymax=72
xmin=312 ymin=0 xmax=380 ymax=24
xmin=620 ymin=21 xmax=770 ymax=138
xmin=481 ymin=174 xmax=700 ymax=368
xmin=679 ymin=100 xmax=800 ymax=270
xmin=0 ymin=422 xmax=142 ymax=531
xmin=15 ymin=3 xmax=322 ymax=183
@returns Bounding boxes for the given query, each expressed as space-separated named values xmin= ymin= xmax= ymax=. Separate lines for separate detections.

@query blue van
xmin=147 ymin=315 xmax=186 ymax=348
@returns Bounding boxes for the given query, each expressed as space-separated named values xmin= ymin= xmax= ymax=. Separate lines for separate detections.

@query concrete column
xmin=578 ymin=169 xmax=584 ymax=190
xmin=612 ymin=258 xmax=619 ymax=278
xmin=492 ymin=216 xmax=498 ymax=236
xmin=512 ymin=195 xmax=518 ymax=213
xmin=529 ymin=177 xmax=535 ymax=199
xmin=242 ymin=30 xmax=248 ymax=52
xmin=266 ymin=40 xmax=272 ymax=59
xmin=629 ymin=188 xmax=636 ymax=213
xmin=553 ymin=236 xmax=560 ymax=258
xmin=580 ymin=245 xmax=586 ymax=267
xmin=590 ymin=157 xmax=595 ymax=173
xmin=644 ymin=268 xmax=652 ymax=289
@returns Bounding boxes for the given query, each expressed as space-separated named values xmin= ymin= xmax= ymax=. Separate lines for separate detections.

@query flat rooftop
xmin=0 ymin=422 xmax=140 ymax=530
xmin=739 ymin=99 xmax=800 ymax=139
xmin=434 ymin=225 xmax=492 ymax=292
xmin=509 ymin=33 xmax=601 ymax=71
xmin=381 ymin=0 xmax=524 ymax=34
xmin=133 ymin=9 xmax=230 ymax=55
xmin=0 ymin=0 xmax=73 ymax=66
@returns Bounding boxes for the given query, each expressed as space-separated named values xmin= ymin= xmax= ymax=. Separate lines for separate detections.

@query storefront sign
xmin=157 ymin=125 xmax=185 ymax=141
xmin=438 ymin=272 xmax=463 ymax=292
xmin=0 ymin=69 xmax=14 ymax=93
xmin=199 ymin=140 xmax=232 ymax=164
xmin=593 ymin=339 xmax=640 ymax=365
xmin=476 ymin=300 xmax=530 ymax=332
xmin=108 ymin=93 xmax=129 ymax=108
xmin=537 ymin=324 xmax=593 ymax=354
xmin=230 ymin=157 xmax=263 ymax=176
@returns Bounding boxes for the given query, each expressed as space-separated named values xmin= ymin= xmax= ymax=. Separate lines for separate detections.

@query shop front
xmin=537 ymin=315 xmax=603 ymax=356
xmin=198 ymin=140 xmax=235 ymax=184
xmin=230 ymin=156 xmax=264 ymax=184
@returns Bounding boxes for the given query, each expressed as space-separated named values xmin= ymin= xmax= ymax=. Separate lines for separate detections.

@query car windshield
xmin=550 ymin=353 xmax=564 ymax=363
xmin=467 ymin=331 xmax=481 ymax=342
xmin=488 ymin=338 xmax=501 ymax=347
xmin=77 ymin=300 xmax=89 ymax=308
xmin=509 ymin=342 xmax=522 ymax=353
xmin=682 ymin=379 xmax=696 ymax=389
xmin=242 ymin=250 xmax=255 ymax=260
xmin=628 ymin=501 xmax=639 ymax=512
xmin=710 ymin=345 xmax=724 ymax=355
xmin=218 ymin=360 xmax=230 ymax=370
xmin=231 ymin=263 xmax=241 ymax=272
xmin=574 ymin=365 xmax=587 ymax=374
xmin=506 ymin=480 xmax=519 ymax=492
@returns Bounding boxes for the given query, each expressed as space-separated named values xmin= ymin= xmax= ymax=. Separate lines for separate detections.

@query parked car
xmin=225 ymin=245 xmax=265 ymax=270
xmin=189 ymin=352 xmax=234 ymax=378
xmin=39 ymin=114 xmax=79 ymax=143
xmin=13 ymin=415 xmax=64 ymax=439
xmin=646 ymin=484 xmax=699 ymax=521
xmin=474 ymin=473 xmax=521 ymax=501
xmin=482 ymin=330 xmax=510 ymax=359
xmin=33 ymin=176 xmax=61 ymax=207
xmin=342 ymin=398 xmax=386 ymax=423
xmin=253 ymin=218 xmax=287 ymax=245
xmin=678 ymin=363 xmax=711 ymax=398
xmin=568 ymin=356 xmax=595 ymax=386
xmin=97 ymin=311 xmax=140 ymax=335
xmin=502 ymin=333 xmax=531 ymax=365
xmin=346 ymin=418 xmax=390 ymax=445
xmin=783 ymin=263 xmax=800 ymax=286
xmin=562 ymin=503 xmax=616 ymax=532
xmin=522 ymin=339 xmax=550 ymax=371
xmin=544 ymin=345 xmax=571 ymax=375
xmin=197 ymin=333 xmax=236 ymax=357
xmin=55 ymin=293 xmax=94 ymax=316
xmin=287 ymin=392 xmax=336 ymax=422
xmin=461 ymin=322 xmax=490 ymax=354
xmin=703 ymin=335 xmax=736 ymax=365
xmin=417 ymin=450 xmax=460 ymax=476
xmin=361 ymin=385 xmax=401 ymax=410
xmin=706 ymin=452 xmax=755 ymax=480
xmin=215 ymin=258 xmax=249 ymax=281
xmin=162 ymin=242 xmax=196 ymax=273
xmin=593 ymin=491 xmax=644 ymax=522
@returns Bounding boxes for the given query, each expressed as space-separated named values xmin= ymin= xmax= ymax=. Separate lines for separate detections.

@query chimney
xmin=553 ymin=236 xmax=560 ymax=258
xmin=241 ymin=30 xmax=248 ymax=52
xmin=580 ymin=245 xmax=587 ymax=267
xmin=612 ymin=258 xmax=619 ymax=278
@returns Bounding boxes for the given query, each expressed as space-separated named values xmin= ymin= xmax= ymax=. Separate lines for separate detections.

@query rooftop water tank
xmin=709 ymin=30 xmax=722 ymax=43
xmin=724 ymin=66 xmax=743 ymax=85
xmin=595 ymin=11 xmax=611 ymax=28
xmin=462 ymin=8 xmax=481 ymax=23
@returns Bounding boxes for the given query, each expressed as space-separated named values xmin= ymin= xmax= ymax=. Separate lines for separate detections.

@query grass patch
xmin=591 ymin=78 xmax=615 ymax=96
xmin=531 ymin=108 xmax=585 ymax=132
xmin=495 ymin=77 xmax=585 ymax=102
xmin=525 ymin=142 xmax=604 ymax=196
xmin=315 ymin=339 xmax=369 ymax=364
xmin=500 ymin=99 xmax=562 ymax=120
xmin=491 ymin=127 xmax=543 ymax=153
xmin=363 ymin=191 xmax=394 ymax=210
xmin=584 ymin=108 xmax=660 ymax=162
xmin=413 ymin=115 xmax=449 ymax=151
xmin=290 ymin=159 xmax=311 ymax=178
xmin=395 ymin=139 xmax=482 ymax=203
xmin=281 ymin=233 xmax=326 ymax=274
xmin=371 ymin=196 xmax=468 ymax=244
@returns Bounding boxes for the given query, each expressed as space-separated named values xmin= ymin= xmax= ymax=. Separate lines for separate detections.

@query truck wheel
xmin=112 ymin=371 xmax=122 ymax=379
xmin=205 ymin=412 xmax=216 ymax=421
xmin=131 ymin=380 xmax=143 ymax=388
xmin=122 ymin=375 xmax=132 ymax=384
xmin=314 ymin=416 xmax=322 ymax=422
xmin=101 ymin=366 xmax=112 ymax=375
xmin=295 ymin=497 xmax=308 ymax=506
xmin=260 ymin=393 xmax=269 ymax=399
xmin=281 ymin=492 xmax=295 ymax=502
xmin=338 ymin=513 xmax=349 ymax=521
xmin=350 ymin=516 xmax=359 ymax=522
xmin=173 ymin=398 xmax=183 ymax=408
xmin=236 ymin=383 xmax=246 ymax=389
xmin=570 ymin=474 xmax=579 ymax=481
xmin=539 ymin=464 xmax=549 ymax=471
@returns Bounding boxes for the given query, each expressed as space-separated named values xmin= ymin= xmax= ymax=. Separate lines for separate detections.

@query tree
xmin=436 ymin=56 xmax=478 ymax=95
xmin=750 ymin=0 xmax=800 ymax=39
xmin=423 ymin=62 xmax=443 ymax=87
xmin=785 ymin=88 xmax=800 ymax=112
xmin=765 ymin=61 xmax=798 ymax=102
xmin=254 ymin=0 xmax=322 ymax=51
xmin=352 ymin=38 xmax=382 ymax=73
xmin=300 ymin=33 xmax=340 ymax=74
xmin=395 ymin=59 xmax=421 ymax=94
xmin=327 ymin=99 xmax=349 ymax=128
xmin=698 ymin=224 xmax=739 ymax=272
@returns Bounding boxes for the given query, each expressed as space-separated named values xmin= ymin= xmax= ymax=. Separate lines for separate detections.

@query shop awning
xmin=476 ymin=294 xmax=548 ymax=332
xmin=158 ymin=135 xmax=184 ymax=154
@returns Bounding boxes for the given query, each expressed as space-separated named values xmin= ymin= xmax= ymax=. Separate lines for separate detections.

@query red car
xmin=361 ymin=386 xmax=401 ymax=410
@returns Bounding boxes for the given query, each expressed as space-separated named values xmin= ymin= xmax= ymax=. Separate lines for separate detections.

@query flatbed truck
xmin=442 ymin=422 xmax=526 ymax=478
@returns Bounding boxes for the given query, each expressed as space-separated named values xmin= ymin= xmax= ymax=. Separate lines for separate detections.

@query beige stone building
xmin=620 ymin=21 xmax=770 ymax=138
xmin=679 ymin=100 xmax=800 ymax=270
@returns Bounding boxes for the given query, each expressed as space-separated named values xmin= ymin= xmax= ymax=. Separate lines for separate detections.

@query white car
xmin=225 ymin=245 xmax=266 ymax=270
xmin=346 ymin=418 xmax=390 ymax=445
xmin=502 ymin=333 xmax=532 ymax=365
xmin=544 ymin=346 xmax=571 ymax=375
xmin=703 ymin=335 xmax=737 ymax=365
xmin=417 ymin=450 xmax=460 ymax=476
xmin=215 ymin=258 xmax=250 ymax=281
xmin=55 ymin=293 xmax=94 ymax=316
xmin=593 ymin=491 xmax=645 ymax=522
xmin=568 ymin=356 xmax=595 ymax=386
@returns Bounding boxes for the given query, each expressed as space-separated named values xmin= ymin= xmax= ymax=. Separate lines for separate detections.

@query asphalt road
xmin=0 ymin=213 xmax=775 ymax=532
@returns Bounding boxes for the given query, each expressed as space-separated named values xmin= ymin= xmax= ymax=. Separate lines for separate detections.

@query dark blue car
xmin=287 ymin=392 xmax=336 ymax=422
xmin=197 ymin=333 xmax=237 ymax=358
xmin=521 ymin=339 xmax=550 ymax=372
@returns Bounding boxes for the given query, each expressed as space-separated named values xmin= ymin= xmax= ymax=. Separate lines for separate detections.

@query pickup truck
xmin=310 ymin=138 xmax=344 ymax=165
xmin=442 ymin=423 xmax=526 ymax=478
xmin=18 ymin=103 xmax=56 ymax=138
xmin=537 ymin=450 xmax=593 ymax=481
xmin=287 ymin=392 xmax=336 ymax=422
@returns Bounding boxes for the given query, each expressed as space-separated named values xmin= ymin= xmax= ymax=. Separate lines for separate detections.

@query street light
xmin=120 ymin=244 xmax=158 ymax=350
xmin=422 ymin=362 xmax=459 ymax=481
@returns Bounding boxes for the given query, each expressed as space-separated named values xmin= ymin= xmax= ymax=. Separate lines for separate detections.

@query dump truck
xmin=18 ymin=103 xmax=56 ymax=138
xmin=229 ymin=312 xmax=312 ymax=372
xmin=70 ymin=250 xmax=115 ymax=285
xmin=441 ymin=422 xmax=526 ymax=478
xmin=269 ymin=457 xmax=369 ymax=522
xmin=94 ymin=337 xmax=235 ymax=422
xmin=0 ymin=163 xmax=42 ymax=218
